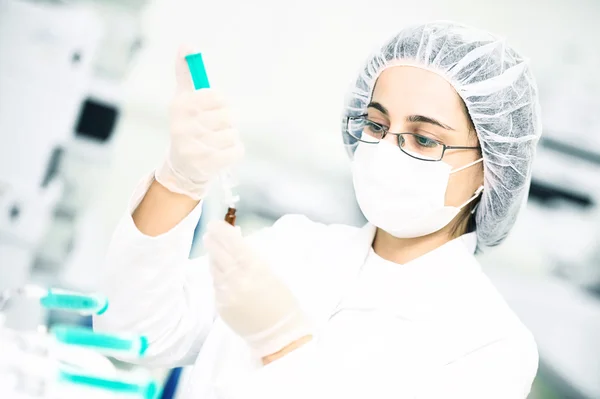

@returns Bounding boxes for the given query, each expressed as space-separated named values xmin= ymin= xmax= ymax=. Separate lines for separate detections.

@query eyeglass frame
xmin=346 ymin=115 xmax=481 ymax=162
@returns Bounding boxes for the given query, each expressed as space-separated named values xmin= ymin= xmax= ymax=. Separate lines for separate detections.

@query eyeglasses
xmin=346 ymin=115 xmax=480 ymax=162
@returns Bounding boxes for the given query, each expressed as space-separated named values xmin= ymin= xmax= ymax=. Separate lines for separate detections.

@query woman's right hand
xmin=154 ymin=46 xmax=245 ymax=200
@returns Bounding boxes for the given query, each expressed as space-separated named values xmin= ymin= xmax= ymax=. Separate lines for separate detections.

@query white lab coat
xmin=94 ymin=176 xmax=539 ymax=399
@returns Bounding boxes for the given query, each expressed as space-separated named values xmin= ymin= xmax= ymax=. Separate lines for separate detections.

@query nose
xmin=382 ymin=122 xmax=408 ymax=146
xmin=381 ymin=134 xmax=394 ymax=142
xmin=381 ymin=133 xmax=400 ymax=147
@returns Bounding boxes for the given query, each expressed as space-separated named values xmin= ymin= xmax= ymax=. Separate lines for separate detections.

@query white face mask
xmin=352 ymin=140 xmax=484 ymax=238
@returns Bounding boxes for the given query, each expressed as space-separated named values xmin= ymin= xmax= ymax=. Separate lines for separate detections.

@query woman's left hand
xmin=203 ymin=220 xmax=313 ymax=360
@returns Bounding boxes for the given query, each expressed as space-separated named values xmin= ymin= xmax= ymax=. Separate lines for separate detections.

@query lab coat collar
xmin=323 ymin=223 xmax=478 ymax=321
xmin=321 ymin=223 xmax=376 ymax=320
xmin=361 ymin=225 xmax=478 ymax=259
xmin=459 ymin=232 xmax=478 ymax=254
xmin=342 ymin=222 xmax=378 ymax=280
xmin=340 ymin=223 xmax=477 ymax=275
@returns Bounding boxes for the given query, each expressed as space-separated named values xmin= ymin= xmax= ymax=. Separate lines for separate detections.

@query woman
xmin=94 ymin=21 xmax=542 ymax=399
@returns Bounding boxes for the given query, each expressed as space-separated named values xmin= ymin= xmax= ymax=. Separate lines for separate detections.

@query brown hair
xmin=449 ymin=102 xmax=482 ymax=239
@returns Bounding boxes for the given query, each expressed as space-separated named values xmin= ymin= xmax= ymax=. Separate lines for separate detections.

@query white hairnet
xmin=341 ymin=21 xmax=542 ymax=248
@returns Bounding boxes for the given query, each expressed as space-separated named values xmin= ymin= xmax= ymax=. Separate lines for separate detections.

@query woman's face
xmin=369 ymin=66 xmax=484 ymax=209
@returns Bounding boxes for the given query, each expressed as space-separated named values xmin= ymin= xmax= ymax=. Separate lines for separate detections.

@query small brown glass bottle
xmin=224 ymin=207 xmax=237 ymax=226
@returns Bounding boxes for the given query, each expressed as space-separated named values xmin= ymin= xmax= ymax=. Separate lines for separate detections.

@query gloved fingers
xmin=172 ymin=89 xmax=227 ymax=114
xmin=205 ymin=220 xmax=249 ymax=255
xmin=196 ymin=108 xmax=233 ymax=131
xmin=170 ymin=115 xmax=240 ymax=147
xmin=194 ymin=127 xmax=240 ymax=150
xmin=172 ymin=104 xmax=231 ymax=130
xmin=205 ymin=219 xmax=242 ymax=242
xmin=189 ymin=90 xmax=228 ymax=111
xmin=190 ymin=139 xmax=244 ymax=170
xmin=208 ymin=142 xmax=245 ymax=171
xmin=168 ymin=140 xmax=244 ymax=180
xmin=204 ymin=232 xmax=237 ymax=275
xmin=222 ymin=142 xmax=245 ymax=166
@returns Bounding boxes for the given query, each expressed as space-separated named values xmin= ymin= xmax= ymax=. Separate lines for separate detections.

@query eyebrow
xmin=367 ymin=101 xmax=455 ymax=131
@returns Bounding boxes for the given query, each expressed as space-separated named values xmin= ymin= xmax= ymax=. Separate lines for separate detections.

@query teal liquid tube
xmin=0 ymin=285 xmax=108 ymax=315
xmin=39 ymin=288 xmax=108 ymax=316
xmin=184 ymin=53 xmax=240 ymax=224
xmin=50 ymin=325 xmax=148 ymax=358
xmin=57 ymin=367 xmax=159 ymax=399
xmin=184 ymin=53 xmax=210 ymax=90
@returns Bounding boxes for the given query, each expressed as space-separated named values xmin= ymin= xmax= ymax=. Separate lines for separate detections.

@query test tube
xmin=57 ymin=368 xmax=159 ymax=399
xmin=50 ymin=325 xmax=148 ymax=358
xmin=184 ymin=52 xmax=239 ymax=226
xmin=38 ymin=288 xmax=108 ymax=316
xmin=0 ymin=285 xmax=108 ymax=316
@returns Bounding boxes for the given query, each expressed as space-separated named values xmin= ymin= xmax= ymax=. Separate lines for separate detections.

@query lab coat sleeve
xmin=215 ymin=332 xmax=539 ymax=399
xmin=93 ymin=173 xmax=215 ymax=368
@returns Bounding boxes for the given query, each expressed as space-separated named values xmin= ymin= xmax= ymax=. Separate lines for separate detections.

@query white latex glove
xmin=154 ymin=46 xmax=244 ymax=200
xmin=203 ymin=221 xmax=313 ymax=357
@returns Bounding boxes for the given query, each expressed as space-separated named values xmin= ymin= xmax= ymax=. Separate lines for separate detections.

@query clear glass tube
xmin=220 ymin=170 xmax=240 ymax=208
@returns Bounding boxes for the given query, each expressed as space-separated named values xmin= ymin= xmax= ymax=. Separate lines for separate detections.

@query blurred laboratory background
xmin=1 ymin=0 xmax=600 ymax=397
